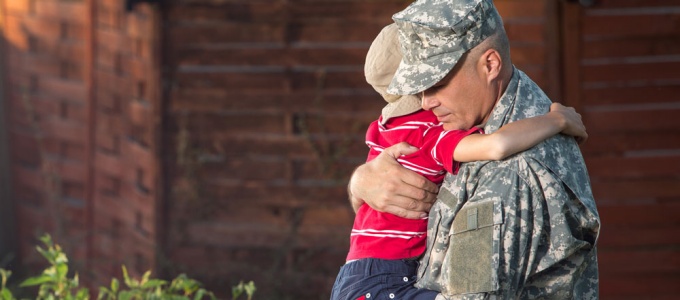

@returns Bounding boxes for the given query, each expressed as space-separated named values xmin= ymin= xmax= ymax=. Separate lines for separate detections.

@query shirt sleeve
xmin=429 ymin=127 xmax=483 ymax=174
xmin=364 ymin=119 xmax=383 ymax=162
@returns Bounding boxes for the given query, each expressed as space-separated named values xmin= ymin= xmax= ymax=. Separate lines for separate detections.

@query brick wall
xmin=1 ymin=0 xmax=160 ymax=287
xmin=4 ymin=0 xmax=93 ymax=275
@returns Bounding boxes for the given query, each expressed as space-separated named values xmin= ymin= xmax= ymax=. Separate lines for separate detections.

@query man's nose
xmin=421 ymin=93 xmax=437 ymax=111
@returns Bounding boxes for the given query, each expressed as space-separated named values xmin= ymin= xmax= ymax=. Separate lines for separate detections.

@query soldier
xmin=332 ymin=23 xmax=587 ymax=300
xmin=348 ymin=0 xmax=601 ymax=299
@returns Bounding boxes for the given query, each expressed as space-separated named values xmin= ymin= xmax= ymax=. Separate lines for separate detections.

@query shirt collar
xmin=483 ymin=66 xmax=520 ymax=134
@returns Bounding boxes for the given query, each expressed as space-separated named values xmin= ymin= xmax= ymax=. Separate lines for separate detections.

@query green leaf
xmin=54 ymin=252 xmax=69 ymax=265
xmin=36 ymin=246 xmax=55 ymax=264
xmin=20 ymin=274 xmax=53 ymax=287
xmin=118 ymin=291 xmax=132 ymax=300
xmin=0 ymin=269 xmax=10 ymax=289
xmin=244 ymin=281 xmax=256 ymax=298
xmin=1 ymin=289 xmax=14 ymax=300
xmin=141 ymin=279 xmax=166 ymax=290
xmin=97 ymin=288 xmax=109 ymax=300
xmin=141 ymin=271 xmax=151 ymax=286
xmin=193 ymin=289 xmax=205 ymax=300
xmin=121 ymin=266 xmax=137 ymax=288
xmin=56 ymin=263 xmax=68 ymax=280
xmin=39 ymin=234 xmax=53 ymax=247
xmin=231 ymin=281 xmax=243 ymax=300
xmin=111 ymin=278 xmax=119 ymax=293
xmin=75 ymin=288 xmax=89 ymax=300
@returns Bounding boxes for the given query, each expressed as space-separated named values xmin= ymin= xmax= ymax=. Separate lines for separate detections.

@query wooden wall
xmin=564 ymin=0 xmax=680 ymax=298
xmin=161 ymin=0 xmax=559 ymax=298
xmin=2 ymin=0 xmax=678 ymax=299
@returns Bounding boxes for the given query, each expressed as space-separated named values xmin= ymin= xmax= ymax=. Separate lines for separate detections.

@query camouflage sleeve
xmin=417 ymin=161 xmax=598 ymax=299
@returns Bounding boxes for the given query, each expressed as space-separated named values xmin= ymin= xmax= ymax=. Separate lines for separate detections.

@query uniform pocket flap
xmin=451 ymin=199 xmax=502 ymax=235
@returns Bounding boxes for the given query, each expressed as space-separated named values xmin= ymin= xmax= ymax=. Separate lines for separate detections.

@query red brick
xmin=5 ymin=15 xmax=61 ymax=45
xmin=41 ymin=117 xmax=87 ymax=143
xmin=96 ymin=29 xmax=129 ymax=54
xmin=125 ymin=13 xmax=153 ymax=39
xmin=96 ymin=70 xmax=130 ymax=93
xmin=94 ymin=151 xmax=124 ymax=177
xmin=35 ymin=0 xmax=87 ymax=24
xmin=128 ymin=100 xmax=151 ymax=127
xmin=5 ymin=0 xmax=32 ymax=14
xmin=40 ymin=76 xmax=87 ymax=102
xmin=96 ymin=112 xmax=124 ymax=135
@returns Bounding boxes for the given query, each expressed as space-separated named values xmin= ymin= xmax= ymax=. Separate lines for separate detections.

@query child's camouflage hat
xmin=365 ymin=23 xmax=422 ymax=124
xmin=387 ymin=0 xmax=501 ymax=96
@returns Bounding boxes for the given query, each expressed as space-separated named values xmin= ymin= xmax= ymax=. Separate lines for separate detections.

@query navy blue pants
xmin=330 ymin=258 xmax=439 ymax=300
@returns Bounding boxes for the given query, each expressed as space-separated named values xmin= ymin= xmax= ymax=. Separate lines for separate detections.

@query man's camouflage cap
xmin=387 ymin=0 xmax=501 ymax=96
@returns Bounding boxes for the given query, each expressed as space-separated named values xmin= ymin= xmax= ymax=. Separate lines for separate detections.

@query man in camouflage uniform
xmin=349 ymin=0 xmax=601 ymax=298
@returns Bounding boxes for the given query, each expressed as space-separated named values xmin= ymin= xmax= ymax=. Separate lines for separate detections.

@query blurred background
xmin=0 ymin=0 xmax=678 ymax=299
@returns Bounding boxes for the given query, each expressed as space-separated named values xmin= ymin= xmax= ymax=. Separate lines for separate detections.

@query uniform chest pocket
xmin=443 ymin=199 xmax=503 ymax=295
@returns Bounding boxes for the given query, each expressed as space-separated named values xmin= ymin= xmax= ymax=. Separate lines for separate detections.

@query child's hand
xmin=550 ymin=103 xmax=588 ymax=144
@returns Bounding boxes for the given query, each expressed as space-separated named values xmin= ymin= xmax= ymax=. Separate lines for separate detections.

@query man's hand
xmin=348 ymin=142 xmax=439 ymax=219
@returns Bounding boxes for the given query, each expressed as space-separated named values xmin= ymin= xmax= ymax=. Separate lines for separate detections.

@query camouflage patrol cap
xmin=387 ymin=0 xmax=501 ymax=96
xmin=365 ymin=23 xmax=422 ymax=124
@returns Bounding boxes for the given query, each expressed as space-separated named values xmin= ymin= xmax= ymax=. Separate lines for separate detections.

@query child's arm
xmin=454 ymin=103 xmax=587 ymax=162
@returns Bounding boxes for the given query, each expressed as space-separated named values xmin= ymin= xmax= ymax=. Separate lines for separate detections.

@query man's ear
xmin=480 ymin=49 xmax=502 ymax=82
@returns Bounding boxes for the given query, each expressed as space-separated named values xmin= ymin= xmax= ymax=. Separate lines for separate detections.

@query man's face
xmin=421 ymin=58 xmax=495 ymax=131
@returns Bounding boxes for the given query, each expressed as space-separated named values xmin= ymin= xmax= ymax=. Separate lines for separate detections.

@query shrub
xmin=0 ymin=235 xmax=255 ymax=300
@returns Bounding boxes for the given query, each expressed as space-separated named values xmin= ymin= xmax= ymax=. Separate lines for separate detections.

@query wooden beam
xmin=0 ymin=0 xmax=17 ymax=270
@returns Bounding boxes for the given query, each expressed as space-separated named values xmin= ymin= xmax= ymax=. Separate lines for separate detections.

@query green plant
xmin=230 ymin=281 xmax=255 ymax=300
xmin=0 ymin=234 xmax=255 ymax=300
xmin=19 ymin=234 xmax=88 ymax=300
xmin=1 ymin=268 xmax=14 ymax=300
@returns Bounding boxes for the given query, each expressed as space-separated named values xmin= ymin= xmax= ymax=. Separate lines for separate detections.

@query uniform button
xmin=403 ymin=277 xmax=409 ymax=282
xmin=389 ymin=293 xmax=395 ymax=299
xmin=366 ymin=293 xmax=371 ymax=298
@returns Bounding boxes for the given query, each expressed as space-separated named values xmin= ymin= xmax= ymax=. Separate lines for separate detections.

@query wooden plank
xmin=587 ymin=155 xmax=680 ymax=178
xmin=508 ymin=45 xmax=545 ymax=66
xmin=600 ymin=274 xmax=680 ymax=299
xmin=583 ymin=13 xmax=680 ymax=38
xmin=168 ymin=23 xmax=286 ymax=44
xmin=288 ymin=21 xmax=391 ymax=43
xmin=586 ymin=155 xmax=680 ymax=178
xmin=560 ymin=1 xmax=583 ymax=109
xmin=594 ymin=0 xmax=680 ymax=8
xmin=582 ymin=84 xmax=680 ymax=106
xmin=290 ymin=2 xmax=408 ymax=22
xmin=583 ymin=36 xmax=680 ymax=59
xmin=504 ymin=22 xmax=545 ymax=44
xmin=583 ymin=107 xmax=680 ymax=133
xmin=582 ymin=61 xmax=680 ymax=83
xmin=598 ymin=226 xmax=680 ymax=248
xmin=596 ymin=204 xmax=680 ymax=226
xmin=169 ymin=88 xmax=382 ymax=114
xmin=581 ymin=132 xmax=680 ymax=155
xmin=599 ymin=248 xmax=680 ymax=273
xmin=167 ymin=2 xmax=285 ymax=23
xmin=173 ymin=47 xmax=367 ymax=67
xmin=495 ymin=0 xmax=546 ymax=19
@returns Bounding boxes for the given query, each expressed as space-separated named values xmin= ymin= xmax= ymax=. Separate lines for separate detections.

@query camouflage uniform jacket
xmin=415 ymin=68 xmax=601 ymax=299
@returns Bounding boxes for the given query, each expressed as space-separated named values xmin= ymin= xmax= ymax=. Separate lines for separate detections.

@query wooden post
xmin=0 ymin=0 xmax=17 ymax=270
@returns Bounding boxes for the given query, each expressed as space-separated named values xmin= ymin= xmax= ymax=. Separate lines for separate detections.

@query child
xmin=330 ymin=24 xmax=587 ymax=300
